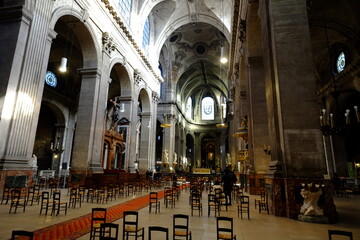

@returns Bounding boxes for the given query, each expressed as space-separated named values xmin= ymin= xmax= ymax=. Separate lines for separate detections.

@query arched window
xmin=118 ymin=0 xmax=132 ymax=24
xmin=142 ymin=17 xmax=150 ymax=50
xmin=201 ymin=97 xmax=214 ymax=120
xmin=222 ymin=96 xmax=227 ymax=118
xmin=185 ymin=97 xmax=192 ymax=119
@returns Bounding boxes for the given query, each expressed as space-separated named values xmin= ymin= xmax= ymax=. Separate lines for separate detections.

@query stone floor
xmin=1 ymin=184 xmax=359 ymax=240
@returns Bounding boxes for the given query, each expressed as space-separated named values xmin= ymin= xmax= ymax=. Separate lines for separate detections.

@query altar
xmin=192 ymin=168 xmax=211 ymax=174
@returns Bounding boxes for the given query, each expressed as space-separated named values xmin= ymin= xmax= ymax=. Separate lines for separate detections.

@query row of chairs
xmin=9 ymin=228 xmax=354 ymax=240
xmin=90 ymin=208 xmax=192 ymax=240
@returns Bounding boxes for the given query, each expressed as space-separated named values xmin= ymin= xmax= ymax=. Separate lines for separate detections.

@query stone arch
xmin=138 ymin=88 xmax=152 ymax=113
xmin=50 ymin=6 xmax=99 ymax=69
xmin=108 ymin=58 xmax=133 ymax=97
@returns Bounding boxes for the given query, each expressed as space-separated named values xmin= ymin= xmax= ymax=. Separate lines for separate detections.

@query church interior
xmin=0 ymin=0 xmax=360 ymax=239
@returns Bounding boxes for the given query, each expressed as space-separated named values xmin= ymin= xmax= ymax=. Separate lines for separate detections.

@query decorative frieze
xmin=100 ymin=0 xmax=163 ymax=83
xmin=152 ymin=91 xmax=160 ymax=102
xmin=102 ymin=32 xmax=116 ymax=55
xmin=134 ymin=69 xmax=143 ymax=85
xmin=239 ymin=19 xmax=246 ymax=43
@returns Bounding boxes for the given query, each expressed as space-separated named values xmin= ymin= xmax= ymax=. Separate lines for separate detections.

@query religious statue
xmin=163 ymin=149 xmax=169 ymax=164
xmin=173 ymin=152 xmax=177 ymax=165
xmin=106 ymin=97 xmax=121 ymax=130
xmin=196 ymin=159 xmax=201 ymax=168
xmin=300 ymin=188 xmax=324 ymax=216
xmin=30 ymin=154 xmax=38 ymax=170
xmin=226 ymin=153 xmax=232 ymax=166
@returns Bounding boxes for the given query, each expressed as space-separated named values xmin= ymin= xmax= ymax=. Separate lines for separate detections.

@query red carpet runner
xmin=33 ymin=191 xmax=166 ymax=240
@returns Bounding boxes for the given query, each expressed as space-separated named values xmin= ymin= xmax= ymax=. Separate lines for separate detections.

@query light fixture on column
xmin=50 ymin=136 xmax=64 ymax=158
xmin=148 ymin=119 xmax=151 ymax=128
xmin=59 ymin=57 xmax=68 ymax=72
xmin=160 ymin=114 xmax=171 ymax=128
xmin=216 ymin=101 xmax=228 ymax=128
xmin=59 ymin=5 xmax=74 ymax=73
xmin=219 ymin=0 xmax=228 ymax=64
xmin=120 ymin=102 xmax=125 ymax=112
xmin=220 ymin=46 xmax=228 ymax=64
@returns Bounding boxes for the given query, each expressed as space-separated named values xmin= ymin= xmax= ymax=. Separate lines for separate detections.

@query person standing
xmin=222 ymin=167 xmax=236 ymax=206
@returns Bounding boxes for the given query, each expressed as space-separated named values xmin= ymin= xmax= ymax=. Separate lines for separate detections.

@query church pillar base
xmin=69 ymin=169 xmax=88 ymax=187
xmin=0 ymin=169 xmax=35 ymax=192
xmin=266 ymin=177 xmax=338 ymax=223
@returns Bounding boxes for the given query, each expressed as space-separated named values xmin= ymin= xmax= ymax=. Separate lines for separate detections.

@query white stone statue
xmin=30 ymin=154 xmax=38 ymax=169
xmin=226 ymin=153 xmax=232 ymax=166
xmin=173 ymin=152 xmax=177 ymax=165
xmin=163 ymin=149 xmax=169 ymax=163
xmin=300 ymin=188 xmax=323 ymax=216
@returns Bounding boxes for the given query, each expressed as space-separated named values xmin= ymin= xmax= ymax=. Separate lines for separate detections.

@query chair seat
xmin=219 ymin=233 xmax=235 ymax=239
xmin=125 ymin=226 xmax=144 ymax=232
xmin=93 ymin=223 xmax=101 ymax=228
xmin=175 ymin=230 xmax=191 ymax=236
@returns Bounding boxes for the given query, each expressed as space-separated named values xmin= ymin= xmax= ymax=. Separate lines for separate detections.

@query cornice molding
xmin=101 ymin=0 xmax=163 ymax=84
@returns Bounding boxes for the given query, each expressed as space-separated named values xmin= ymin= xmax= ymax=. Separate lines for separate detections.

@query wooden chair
xmin=11 ymin=230 xmax=34 ymax=240
xmin=87 ymin=187 xmax=96 ymax=203
xmin=164 ymin=188 xmax=176 ymax=208
xmin=208 ymin=193 xmax=219 ymax=217
xmin=254 ymin=190 xmax=265 ymax=209
xmin=1 ymin=187 xmax=11 ymax=204
xmin=127 ymin=183 xmax=134 ymax=196
xmin=51 ymin=192 xmax=68 ymax=216
xmin=100 ymin=223 xmax=119 ymax=240
xmin=258 ymin=191 xmax=269 ymax=214
xmin=69 ymin=188 xmax=81 ymax=208
xmin=328 ymin=230 xmax=353 ymax=240
xmin=173 ymin=214 xmax=192 ymax=240
xmin=237 ymin=196 xmax=250 ymax=219
xmin=148 ymin=226 xmax=169 ymax=240
xmin=216 ymin=217 xmax=236 ymax=240
xmin=9 ymin=189 xmax=26 ymax=214
xmin=39 ymin=191 xmax=52 ymax=215
xmin=90 ymin=208 xmax=107 ymax=240
xmin=215 ymin=189 xmax=227 ymax=212
xmin=149 ymin=192 xmax=160 ymax=213
xmin=190 ymin=192 xmax=202 ymax=216
xmin=122 ymin=211 xmax=144 ymax=240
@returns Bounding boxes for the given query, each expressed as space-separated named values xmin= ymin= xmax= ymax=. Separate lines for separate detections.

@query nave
xmin=1 ymin=179 xmax=359 ymax=240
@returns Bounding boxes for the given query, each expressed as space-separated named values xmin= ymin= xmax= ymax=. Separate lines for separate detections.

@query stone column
xmin=119 ymin=95 xmax=133 ymax=171
xmin=194 ymin=132 xmax=201 ymax=168
xmin=247 ymin=56 xmax=270 ymax=174
xmin=60 ymin=114 xmax=76 ymax=173
xmin=71 ymin=68 xmax=101 ymax=173
xmin=148 ymin=91 xmax=159 ymax=169
xmin=258 ymin=0 xmax=327 ymax=218
xmin=0 ymin=1 xmax=55 ymax=188
xmin=138 ymin=112 xmax=151 ymax=171
xmin=87 ymin=34 xmax=116 ymax=173
xmin=162 ymin=114 xmax=176 ymax=170
xmin=259 ymin=0 xmax=325 ymax=178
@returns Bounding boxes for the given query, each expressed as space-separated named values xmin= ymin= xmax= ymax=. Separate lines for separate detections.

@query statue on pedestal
xmin=30 ymin=154 xmax=38 ymax=170
xmin=173 ymin=152 xmax=177 ymax=165
xmin=298 ymin=186 xmax=329 ymax=223
xmin=300 ymin=188 xmax=323 ymax=216
xmin=226 ymin=153 xmax=232 ymax=166
xmin=163 ymin=149 xmax=169 ymax=167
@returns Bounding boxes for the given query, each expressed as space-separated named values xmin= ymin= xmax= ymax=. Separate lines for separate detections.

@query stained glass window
xmin=142 ymin=17 xmax=150 ymax=50
xmin=202 ymin=97 xmax=214 ymax=120
xmin=336 ymin=52 xmax=345 ymax=73
xmin=118 ymin=0 xmax=132 ymax=24
xmin=185 ymin=97 xmax=192 ymax=119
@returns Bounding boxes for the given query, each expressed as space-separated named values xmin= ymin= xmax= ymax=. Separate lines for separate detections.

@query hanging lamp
xmin=160 ymin=114 xmax=171 ymax=128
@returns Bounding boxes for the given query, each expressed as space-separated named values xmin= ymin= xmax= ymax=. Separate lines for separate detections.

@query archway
xmin=201 ymin=135 xmax=215 ymax=169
